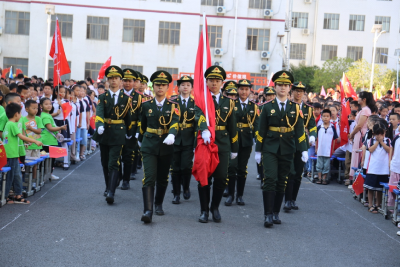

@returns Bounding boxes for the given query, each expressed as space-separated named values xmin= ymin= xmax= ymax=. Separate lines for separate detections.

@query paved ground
xmin=1 ymin=150 xmax=400 ymax=266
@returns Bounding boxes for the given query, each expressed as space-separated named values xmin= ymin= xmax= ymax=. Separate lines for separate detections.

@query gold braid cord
xmin=286 ymin=103 xmax=299 ymax=129
xmin=182 ymin=109 xmax=195 ymax=126
xmin=304 ymin=106 xmax=312 ymax=128
xmin=115 ymin=96 xmax=132 ymax=119
xmin=216 ymin=99 xmax=234 ymax=125
xmin=255 ymin=131 xmax=263 ymax=143
xmin=247 ymin=105 xmax=258 ymax=129
xmin=159 ymin=104 xmax=175 ymax=130
xmin=130 ymin=94 xmax=142 ymax=114
xmin=198 ymin=115 xmax=206 ymax=127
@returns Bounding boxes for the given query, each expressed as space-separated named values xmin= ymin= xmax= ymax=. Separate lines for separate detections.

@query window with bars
xmin=201 ymin=0 xmax=224 ymax=6
xmin=121 ymin=65 xmax=144 ymax=73
xmin=292 ymin=12 xmax=308 ymax=29
xmin=3 ymin=57 xmax=29 ymax=75
xmin=347 ymin=46 xmax=363 ymax=61
xmin=247 ymin=28 xmax=270 ymax=51
xmin=349 ymin=15 xmax=365 ymax=31
xmin=290 ymin=43 xmax=307 ymax=60
xmin=48 ymin=60 xmax=71 ymax=80
xmin=51 ymin=14 xmax=73 ymax=37
xmin=249 ymin=0 xmax=271 ymax=9
xmin=374 ymin=47 xmax=388 ymax=64
xmin=86 ymin=16 xmax=109 ymax=40
xmin=321 ymin=45 xmax=338 ymax=61
xmin=5 ymin=11 xmax=30 ymax=35
xmin=199 ymin=25 xmax=223 ymax=48
xmin=161 ymin=0 xmax=181 ymax=2
xmin=375 ymin=16 xmax=391 ymax=32
xmin=323 ymin=13 xmax=340 ymax=30
xmin=85 ymin=62 xmax=103 ymax=80
xmin=123 ymin=19 xmax=145 ymax=43
xmin=158 ymin=21 xmax=181 ymax=45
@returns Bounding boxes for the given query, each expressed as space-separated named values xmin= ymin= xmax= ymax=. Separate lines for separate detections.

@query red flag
xmin=342 ymin=73 xmax=358 ymax=100
xmin=339 ymin=81 xmax=350 ymax=147
xmin=391 ymin=82 xmax=396 ymax=101
xmin=0 ymin=144 xmax=7 ymax=170
xmin=192 ymin=14 xmax=218 ymax=187
xmin=49 ymin=18 xmax=71 ymax=85
xmin=389 ymin=185 xmax=397 ymax=193
xmin=90 ymin=115 xmax=96 ymax=130
xmin=49 ymin=146 xmax=67 ymax=158
xmin=97 ymin=56 xmax=112 ymax=82
xmin=267 ymin=72 xmax=274 ymax=87
xmin=61 ymin=102 xmax=72 ymax=120
xmin=352 ymin=173 xmax=364 ymax=195
xmin=1 ymin=67 xmax=10 ymax=79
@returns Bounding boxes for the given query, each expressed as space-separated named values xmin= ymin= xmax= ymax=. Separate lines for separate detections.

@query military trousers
xmin=171 ymin=145 xmax=193 ymax=176
xmin=262 ymin=151 xmax=293 ymax=193
xmin=198 ymin=151 xmax=230 ymax=190
xmin=142 ymin=152 xmax=173 ymax=188
xmin=289 ymin=150 xmax=304 ymax=185
xmin=228 ymin=146 xmax=252 ymax=178
xmin=100 ymin=144 xmax=123 ymax=172
xmin=121 ymin=138 xmax=137 ymax=165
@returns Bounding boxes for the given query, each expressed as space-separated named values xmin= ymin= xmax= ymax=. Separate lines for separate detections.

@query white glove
xmin=309 ymin=136 xmax=316 ymax=146
xmin=137 ymin=141 xmax=141 ymax=147
xmin=202 ymin=130 xmax=211 ymax=145
xmin=231 ymin=152 xmax=238 ymax=159
xmin=135 ymin=133 xmax=139 ymax=139
xmin=301 ymin=151 xmax=308 ymax=163
xmin=255 ymin=152 xmax=261 ymax=164
xmin=163 ymin=134 xmax=175 ymax=145
xmin=98 ymin=126 xmax=104 ymax=135
xmin=125 ymin=135 xmax=132 ymax=139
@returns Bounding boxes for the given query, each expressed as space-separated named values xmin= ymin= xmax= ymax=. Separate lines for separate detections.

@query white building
xmin=0 ymin=0 xmax=288 ymax=81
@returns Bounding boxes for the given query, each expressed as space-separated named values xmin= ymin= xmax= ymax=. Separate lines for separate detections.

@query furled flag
xmin=97 ymin=56 xmax=112 ymax=82
xmin=49 ymin=17 xmax=71 ymax=85
xmin=352 ymin=173 xmax=365 ymax=196
xmin=61 ymin=102 xmax=72 ymax=120
xmin=342 ymin=73 xmax=358 ymax=100
xmin=192 ymin=13 xmax=219 ymax=187
xmin=0 ymin=144 xmax=7 ymax=170
xmin=49 ymin=146 xmax=68 ymax=158
xmin=89 ymin=115 xmax=96 ymax=130
xmin=320 ymin=86 xmax=326 ymax=97
xmin=267 ymin=72 xmax=274 ymax=87
xmin=339 ymin=81 xmax=351 ymax=147
xmin=8 ymin=66 xmax=13 ymax=78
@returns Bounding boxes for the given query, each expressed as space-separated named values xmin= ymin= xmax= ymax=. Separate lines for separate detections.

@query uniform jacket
xmin=300 ymin=102 xmax=317 ymax=149
xmin=234 ymin=99 xmax=259 ymax=148
xmin=173 ymin=96 xmax=196 ymax=147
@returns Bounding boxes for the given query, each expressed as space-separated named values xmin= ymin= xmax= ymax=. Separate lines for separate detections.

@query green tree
xmin=289 ymin=63 xmax=320 ymax=92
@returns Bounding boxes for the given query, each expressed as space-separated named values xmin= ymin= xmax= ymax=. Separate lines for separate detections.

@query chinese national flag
xmin=49 ymin=146 xmax=68 ymax=158
xmin=89 ymin=115 xmax=96 ymax=130
xmin=389 ymin=185 xmax=397 ymax=193
xmin=352 ymin=173 xmax=365 ymax=195
xmin=342 ymin=73 xmax=358 ymax=100
xmin=97 ymin=56 xmax=112 ymax=82
xmin=339 ymin=81 xmax=351 ymax=147
xmin=0 ymin=145 xmax=7 ymax=170
xmin=61 ymin=102 xmax=72 ymax=120
xmin=49 ymin=18 xmax=71 ymax=85
xmin=267 ymin=72 xmax=274 ymax=87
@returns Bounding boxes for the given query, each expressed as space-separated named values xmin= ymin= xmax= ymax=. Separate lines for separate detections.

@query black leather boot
xmin=103 ymin=168 xmax=109 ymax=197
xmin=182 ymin=174 xmax=191 ymax=200
xmin=130 ymin=156 xmax=137 ymax=180
xmin=106 ymin=170 xmax=119 ymax=204
xmin=283 ymin=179 xmax=293 ymax=211
xmin=273 ymin=192 xmax=285 ymax=224
xmin=171 ymin=175 xmax=181 ymax=204
xmin=155 ymin=185 xmax=167 ymax=215
xmin=121 ymin=163 xmax=132 ymax=190
xmin=223 ymin=187 xmax=229 ymax=197
xmin=198 ymin=185 xmax=210 ymax=223
xmin=263 ymin=191 xmax=275 ymax=227
xmin=210 ymin=187 xmax=224 ymax=222
xmin=236 ymin=176 xmax=246 ymax=205
xmin=141 ymin=187 xmax=154 ymax=223
xmin=224 ymin=176 xmax=236 ymax=206
xmin=137 ymin=155 xmax=142 ymax=169
xmin=291 ymin=181 xmax=301 ymax=210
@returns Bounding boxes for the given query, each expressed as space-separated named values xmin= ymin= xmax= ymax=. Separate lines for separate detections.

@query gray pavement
xmin=1 ymin=150 xmax=400 ymax=266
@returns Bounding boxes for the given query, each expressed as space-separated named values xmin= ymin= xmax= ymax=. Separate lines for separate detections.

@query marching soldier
xmin=93 ymin=66 xmax=133 ymax=204
xmin=195 ymin=66 xmax=239 ymax=223
xmin=138 ymin=70 xmax=180 ymax=223
xmin=171 ymin=75 xmax=196 ymax=204
xmin=254 ymin=71 xmax=308 ymax=227
xmin=284 ymin=82 xmax=316 ymax=211
xmin=226 ymin=88 xmax=238 ymax=100
xmin=225 ymin=79 xmax=259 ymax=206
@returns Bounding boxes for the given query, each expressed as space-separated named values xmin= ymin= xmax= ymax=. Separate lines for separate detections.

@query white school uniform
xmin=366 ymin=137 xmax=390 ymax=175
xmin=316 ymin=124 xmax=338 ymax=157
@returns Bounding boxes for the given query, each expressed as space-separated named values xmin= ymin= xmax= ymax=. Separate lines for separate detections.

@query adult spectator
xmin=381 ymin=90 xmax=393 ymax=102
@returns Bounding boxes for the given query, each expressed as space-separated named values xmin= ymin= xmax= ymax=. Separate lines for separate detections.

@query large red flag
xmin=49 ymin=18 xmax=71 ymax=85
xmin=61 ymin=102 xmax=72 ymax=120
xmin=97 ymin=56 xmax=112 ymax=82
xmin=49 ymin=146 xmax=67 ymax=158
xmin=352 ymin=173 xmax=364 ymax=195
xmin=192 ymin=14 xmax=219 ymax=187
xmin=339 ymin=81 xmax=350 ymax=147
xmin=267 ymin=72 xmax=274 ymax=87
xmin=342 ymin=73 xmax=358 ymax=100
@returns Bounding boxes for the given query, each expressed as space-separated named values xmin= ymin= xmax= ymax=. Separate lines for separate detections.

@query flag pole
xmin=202 ymin=12 xmax=209 ymax=127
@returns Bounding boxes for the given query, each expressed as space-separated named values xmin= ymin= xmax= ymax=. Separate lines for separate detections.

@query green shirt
xmin=21 ymin=116 xmax=44 ymax=150
xmin=0 ymin=106 xmax=7 ymax=132
xmin=17 ymin=119 xmax=26 ymax=157
xmin=41 ymin=112 xmax=58 ymax=146
xmin=3 ymin=121 xmax=21 ymax=158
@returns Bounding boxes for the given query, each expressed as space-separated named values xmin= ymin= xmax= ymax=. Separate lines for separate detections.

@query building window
xmin=123 ymin=19 xmax=145 ymax=43
xmin=5 ymin=11 xmax=30 ymax=35
xmin=121 ymin=65 xmax=144 ymax=73
xmin=323 ymin=13 xmax=340 ymax=30
xmin=347 ymin=46 xmax=363 ymax=61
xmin=374 ymin=47 xmax=388 ymax=64
xmin=249 ymin=0 xmax=271 ymax=9
xmin=85 ymin=62 xmax=103 ymax=79
xmin=290 ymin=43 xmax=307 ymax=60
xmin=161 ymin=0 xmax=181 ymax=2
xmin=349 ymin=15 xmax=365 ymax=31
xmin=292 ymin=12 xmax=308 ymax=29
xmin=86 ymin=16 xmax=109 ymax=40
xmin=321 ymin=45 xmax=338 ymax=61
xmin=375 ymin=16 xmax=391 ymax=32
xmin=3 ymin=57 xmax=29 ymax=75
xmin=250 ymin=73 xmax=268 ymax=92
xmin=51 ymin=14 xmax=73 ymax=37
xmin=48 ymin=60 xmax=71 ymax=80
xmin=158 ymin=21 xmax=180 ymax=45
xmin=199 ymin=25 xmax=223 ymax=48
xmin=247 ymin=28 xmax=270 ymax=51
xmin=201 ymin=0 xmax=224 ymax=6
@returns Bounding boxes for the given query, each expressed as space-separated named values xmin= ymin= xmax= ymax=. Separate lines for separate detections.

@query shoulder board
xmin=290 ymin=100 xmax=299 ymax=106
xmin=168 ymin=99 xmax=179 ymax=105
xmin=258 ymin=99 xmax=272 ymax=107
xmin=135 ymin=90 xmax=144 ymax=96
xmin=124 ymin=92 xmax=133 ymax=98
xmin=170 ymin=96 xmax=178 ymax=100
xmin=142 ymin=99 xmax=152 ymax=104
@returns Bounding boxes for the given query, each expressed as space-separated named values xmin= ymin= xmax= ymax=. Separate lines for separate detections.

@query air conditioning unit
xmin=216 ymin=6 xmax=226 ymax=15
xmin=214 ymin=61 xmax=223 ymax=67
xmin=260 ymin=64 xmax=269 ymax=72
xmin=304 ymin=0 xmax=312 ymax=3
xmin=264 ymin=9 xmax=274 ymax=18
xmin=261 ymin=51 xmax=271 ymax=59
xmin=214 ymin=48 xmax=223 ymax=57
xmin=302 ymin=29 xmax=310 ymax=35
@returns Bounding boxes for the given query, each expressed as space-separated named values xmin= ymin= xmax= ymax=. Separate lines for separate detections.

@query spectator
xmin=68 ymin=87 xmax=80 ymax=163
xmin=42 ymin=83 xmax=53 ymax=101
xmin=350 ymin=100 xmax=360 ymax=112
xmin=97 ymin=84 xmax=105 ymax=95
xmin=9 ymin=83 xmax=18 ymax=93
xmin=389 ymin=113 xmax=400 ymax=137
xmin=389 ymin=130 xmax=400 ymax=208
xmin=17 ymin=85 xmax=29 ymax=116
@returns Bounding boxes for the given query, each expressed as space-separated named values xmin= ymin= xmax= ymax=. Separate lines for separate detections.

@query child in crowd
xmin=97 ymin=84 xmax=105 ymax=95
xmin=75 ymin=85 xmax=90 ymax=160
xmin=87 ymin=90 xmax=97 ymax=153
xmin=17 ymin=85 xmax=29 ymax=117
xmin=350 ymin=100 xmax=360 ymax=112
xmin=379 ymin=104 xmax=389 ymax=121
xmin=388 ymin=113 xmax=400 ymax=137
xmin=43 ymin=83 xmax=53 ymax=101
xmin=67 ymin=88 xmax=79 ymax=163
xmin=343 ymin=110 xmax=358 ymax=183
xmin=316 ymin=109 xmax=338 ymax=185
xmin=306 ymin=102 xmax=323 ymax=177
xmin=388 ymin=130 xmax=400 ymax=208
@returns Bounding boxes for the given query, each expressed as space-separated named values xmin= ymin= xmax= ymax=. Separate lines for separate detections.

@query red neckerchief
xmin=315 ymin=114 xmax=321 ymax=124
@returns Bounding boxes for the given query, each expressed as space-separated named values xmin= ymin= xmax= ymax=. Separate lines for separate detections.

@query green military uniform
xmin=92 ymin=65 xmax=133 ymax=204
xmin=170 ymin=75 xmax=196 ymax=204
xmin=255 ymin=71 xmax=307 ymax=227
xmin=195 ymin=66 xmax=239 ymax=223
xmin=225 ymin=79 xmax=259 ymax=206
xmin=284 ymin=82 xmax=317 ymax=211
xmin=139 ymin=70 xmax=180 ymax=223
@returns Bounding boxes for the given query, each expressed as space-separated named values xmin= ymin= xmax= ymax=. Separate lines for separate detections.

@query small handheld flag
xmin=49 ymin=146 xmax=68 ymax=158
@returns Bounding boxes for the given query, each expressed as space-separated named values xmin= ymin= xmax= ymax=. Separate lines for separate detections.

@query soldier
xmin=195 ymin=66 xmax=239 ymax=223
xmin=254 ymin=71 xmax=308 ymax=227
xmin=138 ymin=70 xmax=180 ymax=223
xmin=284 ymin=82 xmax=316 ymax=211
xmin=93 ymin=66 xmax=133 ymax=204
xmin=226 ymin=88 xmax=238 ymax=100
xmin=119 ymin=68 xmax=142 ymax=190
xmin=225 ymin=79 xmax=259 ymax=206
xmin=171 ymin=75 xmax=196 ymax=204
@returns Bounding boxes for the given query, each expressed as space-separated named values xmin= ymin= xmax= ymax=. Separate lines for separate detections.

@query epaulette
xmin=124 ymin=92 xmax=133 ymax=98
xmin=168 ymin=99 xmax=179 ymax=105
xmin=258 ymin=99 xmax=272 ymax=107
xmin=142 ymin=98 xmax=152 ymax=103
xmin=135 ymin=90 xmax=144 ymax=96
xmin=170 ymin=95 xmax=178 ymax=100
